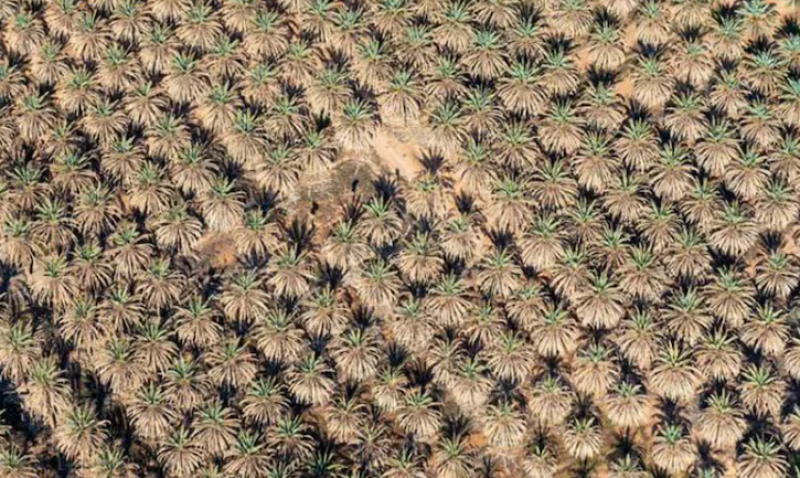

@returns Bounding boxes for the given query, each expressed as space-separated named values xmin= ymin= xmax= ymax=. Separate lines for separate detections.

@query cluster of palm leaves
xmin=3 ymin=0 xmax=800 ymax=477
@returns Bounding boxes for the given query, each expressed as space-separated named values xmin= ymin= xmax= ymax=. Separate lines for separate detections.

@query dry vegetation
xmin=4 ymin=0 xmax=800 ymax=478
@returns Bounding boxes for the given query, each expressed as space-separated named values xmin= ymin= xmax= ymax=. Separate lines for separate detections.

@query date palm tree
xmin=648 ymin=343 xmax=702 ymax=402
xmin=739 ymin=437 xmax=787 ymax=478
xmin=158 ymin=427 xmax=204 ymax=478
xmin=563 ymin=417 xmax=602 ymax=460
xmin=476 ymin=248 xmax=523 ymax=298
xmin=739 ymin=364 xmax=785 ymax=419
xmin=695 ymin=391 xmax=747 ymax=450
xmin=696 ymin=329 xmax=743 ymax=381
xmin=652 ymin=424 xmax=695 ymax=475
xmin=54 ymin=404 xmax=108 ymax=464
xmin=605 ymin=382 xmax=651 ymax=431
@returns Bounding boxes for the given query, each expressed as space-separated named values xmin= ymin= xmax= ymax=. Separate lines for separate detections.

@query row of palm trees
xmin=2 ymin=0 xmax=800 ymax=477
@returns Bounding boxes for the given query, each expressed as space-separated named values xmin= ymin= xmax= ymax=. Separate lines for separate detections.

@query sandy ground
xmin=370 ymin=127 xmax=425 ymax=181
xmin=193 ymin=231 xmax=237 ymax=268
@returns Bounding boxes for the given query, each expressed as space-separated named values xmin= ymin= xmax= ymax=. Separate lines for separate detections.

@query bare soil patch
xmin=371 ymin=127 xmax=424 ymax=181
xmin=193 ymin=232 xmax=237 ymax=269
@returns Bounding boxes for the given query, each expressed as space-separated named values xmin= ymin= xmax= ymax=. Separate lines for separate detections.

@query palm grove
xmin=2 ymin=0 xmax=800 ymax=477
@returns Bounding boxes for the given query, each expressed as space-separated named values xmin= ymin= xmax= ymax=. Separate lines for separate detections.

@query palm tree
xmin=220 ymin=269 xmax=269 ymax=325
xmin=575 ymin=271 xmax=624 ymax=329
xmin=324 ymin=391 xmax=366 ymax=444
xmin=432 ymin=0 xmax=474 ymax=53
xmin=579 ymin=82 xmax=626 ymax=131
xmin=299 ymin=285 xmax=349 ymax=337
xmin=650 ymin=143 xmax=696 ymax=202
xmin=450 ymin=356 xmax=492 ymax=412
xmin=755 ymin=178 xmax=799 ymax=232
xmin=706 ymin=266 xmax=755 ymax=328
xmin=476 ymin=248 xmax=523 ymax=298
xmin=253 ymin=308 xmax=304 ymax=363
xmin=648 ymin=343 xmax=702 ymax=402
xmin=664 ymin=93 xmax=708 ymax=142
xmin=53 ymin=404 xmax=108 ymax=464
xmin=615 ymin=119 xmax=659 ymax=172
xmin=741 ymin=100 xmax=780 ymax=149
xmin=695 ymin=391 xmax=747 ymax=450
xmin=550 ymin=245 xmax=591 ymax=300
xmin=373 ymin=365 xmax=409 ymax=413
xmin=267 ymin=247 xmax=314 ymax=298
xmin=571 ymin=342 xmax=619 ymax=398
xmin=153 ymin=202 xmax=204 ymax=253
xmin=632 ymin=53 xmax=674 ymax=110
xmin=4 ymin=9 xmax=46 ymax=56
xmin=350 ymin=259 xmax=402 ymax=309
xmin=16 ymin=92 xmax=57 ymax=143
xmin=397 ymin=388 xmax=441 ymax=440
xmin=563 ymin=417 xmax=602 ymax=460
xmin=695 ymin=118 xmax=739 ymax=178
xmin=754 ymin=249 xmax=799 ymax=300
xmin=669 ymin=37 xmax=714 ymax=87
xmin=163 ymin=357 xmax=210 ymax=412
xmin=158 ymin=427 xmax=204 ymax=478
xmin=127 ymin=382 xmax=178 ymax=442
xmin=696 ymin=329 xmax=743 ymax=381
xmin=331 ymin=327 xmax=381 ymax=381
xmin=542 ymin=46 xmax=582 ymax=96
xmin=334 ymin=99 xmax=378 ymax=150
xmin=614 ymin=309 xmax=658 ymax=370
xmin=573 ymin=132 xmax=618 ymax=193
xmin=440 ymin=213 xmax=486 ymax=266
xmin=738 ymin=437 xmax=788 ymax=478
xmin=244 ymin=9 xmax=289 ymax=57
xmin=519 ymin=214 xmax=565 ymax=273
xmin=651 ymin=424 xmax=696 ymax=475
xmin=391 ymin=297 xmax=435 ymax=354
xmin=586 ymin=21 xmax=625 ymax=70
xmin=725 ymin=147 xmax=769 ymax=202
xmin=0 ymin=446 xmax=39 ymax=478
xmin=526 ymin=300 xmax=578 ymax=359
xmin=522 ymin=442 xmax=558 ymax=478
xmin=30 ymin=38 xmax=69 ymax=86
xmin=461 ymin=28 xmax=508 ymax=79
xmin=527 ymin=375 xmax=574 ymax=427
xmin=425 ymin=274 xmax=473 ymax=328
xmin=603 ymin=172 xmax=648 ymax=224
xmin=487 ymin=330 xmax=534 ymax=383
xmin=29 ymin=255 xmax=77 ymax=310
xmin=782 ymin=407 xmax=800 ymax=450
xmin=481 ymin=400 xmax=526 ymax=450
xmin=287 ymin=353 xmax=334 ymax=406
xmin=397 ymin=232 xmax=444 ymax=284
xmin=740 ymin=304 xmax=789 ymax=357
xmin=538 ymin=100 xmax=584 ymax=155
xmin=355 ymin=197 xmax=404 ymax=248
xmin=224 ymin=431 xmax=270 ymax=478
xmin=432 ymin=434 xmax=479 ymax=478
xmin=498 ymin=60 xmax=546 ymax=117
xmin=18 ymin=356 xmax=70 ymax=427
xmin=708 ymin=202 xmax=758 ymax=257
xmin=193 ymin=400 xmax=239 ymax=457
xmin=242 ymin=377 xmax=289 ymax=426
xmin=739 ymin=364 xmax=785 ymax=419
xmin=662 ymin=287 xmax=711 ymax=345
xmin=605 ymin=382 xmax=651 ymax=431
xmin=372 ymin=0 xmax=412 ymax=38
xmin=485 ymin=175 xmax=532 ymax=234
xmin=205 ymin=337 xmax=258 ymax=389
xmin=427 ymin=99 xmax=467 ymax=157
